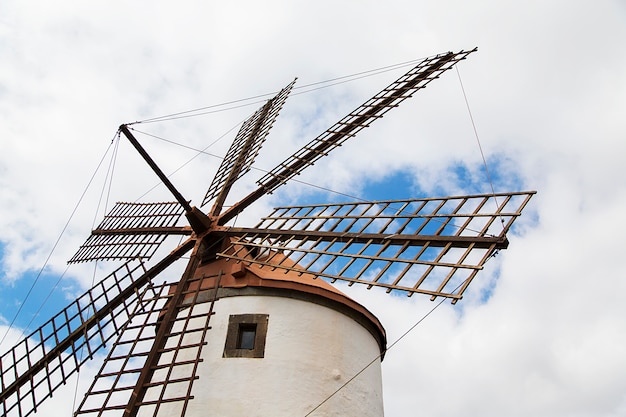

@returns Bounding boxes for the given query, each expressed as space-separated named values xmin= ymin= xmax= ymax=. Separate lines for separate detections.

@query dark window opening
xmin=237 ymin=324 xmax=257 ymax=350
xmin=224 ymin=314 xmax=269 ymax=358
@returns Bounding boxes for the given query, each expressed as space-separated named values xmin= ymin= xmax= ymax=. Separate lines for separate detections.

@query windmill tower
xmin=0 ymin=48 xmax=535 ymax=417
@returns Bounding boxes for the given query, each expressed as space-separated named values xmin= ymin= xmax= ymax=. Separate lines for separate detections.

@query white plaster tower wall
xmin=146 ymin=290 xmax=385 ymax=417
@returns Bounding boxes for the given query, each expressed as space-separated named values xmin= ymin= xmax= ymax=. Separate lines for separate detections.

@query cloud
xmin=1 ymin=1 xmax=625 ymax=416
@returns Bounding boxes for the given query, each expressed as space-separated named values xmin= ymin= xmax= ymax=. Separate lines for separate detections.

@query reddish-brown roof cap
xmin=189 ymin=245 xmax=387 ymax=355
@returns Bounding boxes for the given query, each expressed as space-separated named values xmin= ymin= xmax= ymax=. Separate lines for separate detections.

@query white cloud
xmin=1 ymin=1 xmax=625 ymax=416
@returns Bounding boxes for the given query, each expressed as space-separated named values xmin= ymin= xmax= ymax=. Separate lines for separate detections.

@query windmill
xmin=0 ymin=48 xmax=535 ymax=417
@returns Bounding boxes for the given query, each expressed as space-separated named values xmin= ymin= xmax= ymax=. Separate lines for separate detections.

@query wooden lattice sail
xmin=218 ymin=191 xmax=535 ymax=300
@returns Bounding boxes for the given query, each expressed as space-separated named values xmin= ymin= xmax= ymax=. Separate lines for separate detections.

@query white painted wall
xmin=141 ymin=293 xmax=384 ymax=417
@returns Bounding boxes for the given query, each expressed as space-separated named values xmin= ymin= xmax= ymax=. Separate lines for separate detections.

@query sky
xmin=1 ymin=1 xmax=625 ymax=416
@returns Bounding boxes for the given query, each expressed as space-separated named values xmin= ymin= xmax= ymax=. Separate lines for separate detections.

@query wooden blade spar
xmin=218 ymin=48 xmax=477 ymax=226
xmin=118 ymin=125 xmax=213 ymax=235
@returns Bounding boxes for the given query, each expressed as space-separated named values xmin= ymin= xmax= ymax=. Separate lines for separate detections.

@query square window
xmin=223 ymin=314 xmax=269 ymax=358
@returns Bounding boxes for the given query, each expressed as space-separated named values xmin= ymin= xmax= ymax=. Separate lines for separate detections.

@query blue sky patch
xmin=0 ymin=265 xmax=78 ymax=336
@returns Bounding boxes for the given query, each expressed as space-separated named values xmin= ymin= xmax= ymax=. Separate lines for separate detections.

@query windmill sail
xmin=0 ymin=242 xmax=193 ymax=417
xmin=74 ymin=271 xmax=220 ymax=417
xmin=69 ymin=202 xmax=189 ymax=264
xmin=0 ymin=260 xmax=148 ymax=417
xmin=202 ymin=79 xmax=297 ymax=213
xmin=216 ymin=191 xmax=535 ymax=301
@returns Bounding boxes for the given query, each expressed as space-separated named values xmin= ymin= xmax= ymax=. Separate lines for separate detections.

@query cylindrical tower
xmin=144 ymin=247 xmax=386 ymax=417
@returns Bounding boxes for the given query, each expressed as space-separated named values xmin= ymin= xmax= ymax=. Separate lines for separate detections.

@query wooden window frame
xmin=223 ymin=314 xmax=269 ymax=358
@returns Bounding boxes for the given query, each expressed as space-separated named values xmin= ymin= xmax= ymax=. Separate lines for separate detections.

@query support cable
xmin=0 ymin=133 xmax=118 ymax=347
xmin=4 ymin=134 xmax=122 ymax=349
xmin=304 ymin=279 xmax=466 ymax=417
xmin=130 ymin=127 xmax=360 ymax=202
xmin=455 ymin=66 xmax=504 ymax=227
xmin=71 ymin=131 xmax=122 ymax=416
xmin=128 ymin=122 xmax=241 ymax=202
xmin=129 ymin=55 xmax=435 ymax=125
